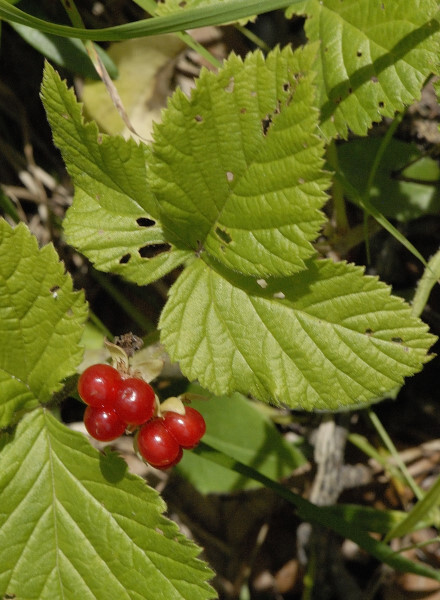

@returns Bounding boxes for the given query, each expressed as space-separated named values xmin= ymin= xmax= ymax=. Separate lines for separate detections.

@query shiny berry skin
xmin=84 ymin=406 xmax=126 ymax=441
xmin=162 ymin=406 xmax=206 ymax=449
xmin=137 ymin=418 xmax=181 ymax=468
xmin=164 ymin=446 xmax=183 ymax=469
xmin=78 ymin=364 xmax=121 ymax=408
xmin=114 ymin=378 xmax=156 ymax=426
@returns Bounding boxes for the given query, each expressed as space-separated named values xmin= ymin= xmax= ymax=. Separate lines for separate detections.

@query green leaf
xmin=160 ymin=257 xmax=436 ymax=410
xmin=149 ymin=45 xmax=329 ymax=277
xmin=40 ymin=62 xmax=190 ymax=285
xmin=0 ymin=409 xmax=215 ymax=600
xmin=288 ymin=0 xmax=440 ymax=138
xmin=0 ymin=219 xmax=87 ymax=428
xmin=338 ymin=137 xmax=440 ymax=221
xmin=176 ymin=389 xmax=306 ymax=493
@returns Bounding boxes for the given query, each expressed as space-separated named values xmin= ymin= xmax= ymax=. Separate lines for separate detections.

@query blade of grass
xmin=234 ymin=24 xmax=271 ymax=52
xmin=0 ymin=189 xmax=20 ymax=223
xmin=335 ymin=170 xmax=428 ymax=269
xmin=411 ymin=248 xmax=440 ymax=318
xmin=368 ymin=409 xmax=423 ymax=501
xmin=326 ymin=139 xmax=349 ymax=233
xmin=385 ymin=475 xmax=440 ymax=542
xmin=0 ymin=0 xmax=301 ymax=41
xmin=193 ymin=441 xmax=440 ymax=581
xmin=348 ymin=432 xmax=406 ymax=484
xmin=361 ymin=114 xmax=402 ymax=263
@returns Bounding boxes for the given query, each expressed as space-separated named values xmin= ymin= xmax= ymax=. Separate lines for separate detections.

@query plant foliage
xmin=0 ymin=222 xmax=215 ymax=600
xmin=41 ymin=49 xmax=436 ymax=411
xmin=0 ymin=409 xmax=215 ymax=600
xmin=0 ymin=220 xmax=87 ymax=428
xmin=2 ymin=1 xmax=440 ymax=594
xmin=287 ymin=0 xmax=440 ymax=138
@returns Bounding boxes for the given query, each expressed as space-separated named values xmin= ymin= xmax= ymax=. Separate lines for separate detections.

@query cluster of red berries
xmin=78 ymin=363 xmax=206 ymax=469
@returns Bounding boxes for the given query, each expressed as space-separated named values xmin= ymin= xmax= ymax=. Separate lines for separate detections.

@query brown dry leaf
xmin=384 ymin=573 xmax=440 ymax=600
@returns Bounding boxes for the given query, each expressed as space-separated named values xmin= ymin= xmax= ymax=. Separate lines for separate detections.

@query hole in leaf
xmin=298 ymin=177 xmax=305 ymax=185
xmin=357 ymin=50 xmax=362 ymax=57
xmin=365 ymin=328 xmax=374 ymax=335
xmin=226 ymin=171 xmax=234 ymax=182
xmin=139 ymin=243 xmax=171 ymax=259
xmin=348 ymin=87 xmax=353 ymax=94
xmin=120 ymin=254 xmax=130 ymax=264
xmin=225 ymin=77 xmax=234 ymax=93
xmin=379 ymin=101 xmax=385 ymax=108
xmin=371 ymin=76 xmax=379 ymax=83
xmin=240 ymin=107 xmax=247 ymax=114
xmin=97 ymin=134 xmax=103 ymax=145
xmin=262 ymin=115 xmax=272 ymax=136
xmin=178 ymin=0 xmax=186 ymax=6
xmin=257 ymin=279 xmax=268 ymax=289
xmin=391 ymin=337 xmax=403 ymax=344
xmin=273 ymin=292 xmax=285 ymax=299
xmin=283 ymin=82 xmax=291 ymax=92
xmin=215 ymin=227 xmax=232 ymax=244
xmin=136 ymin=217 xmax=155 ymax=227
xmin=50 ymin=285 xmax=60 ymax=300
xmin=195 ymin=114 xmax=203 ymax=123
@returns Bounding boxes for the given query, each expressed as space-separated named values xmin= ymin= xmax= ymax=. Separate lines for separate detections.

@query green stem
xmin=411 ymin=248 xmax=440 ymax=318
xmin=131 ymin=0 xmax=222 ymax=69
xmin=0 ymin=188 xmax=20 ymax=223
xmin=235 ymin=23 xmax=270 ymax=52
xmin=361 ymin=114 xmax=402 ymax=263
xmin=326 ymin=140 xmax=349 ymax=233
xmin=59 ymin=0 xmax=106 ymax=76
xmin=368 ymin=409 xmax=423 ymax=501
xmin=335 ymin=170 xmax=428 ymax=268
xmin=0 ymin=0 xmax=301 ymax=41
xmin=59 ymin=0 xmax=84 ymax=28
xmin=365 ymin=114 xmax=402 ymax=197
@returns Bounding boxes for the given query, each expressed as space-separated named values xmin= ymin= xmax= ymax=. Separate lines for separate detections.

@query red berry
xmin=164 ymin=446 xmax=183 ymax=469
xmin=137 ymin=418 xmax=181 ymax=468
xmin=162 ymin=406 xmax=206 ymax=449
xmin=84 ymin=406 xmax=126 ymax=441
xmin=114 ymin=377 xmax=155 ymax=426
xmin=78 ymin=364 xmax=121 ymax=408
